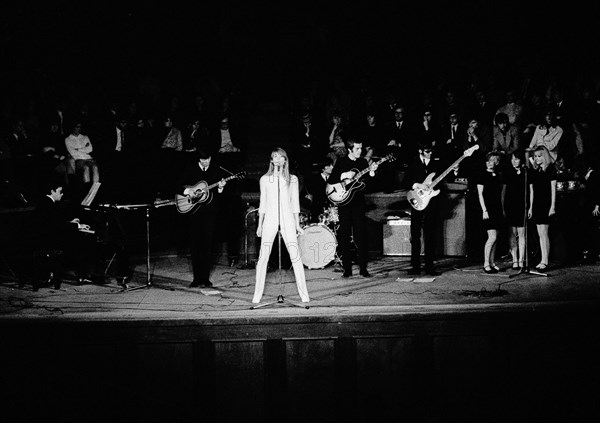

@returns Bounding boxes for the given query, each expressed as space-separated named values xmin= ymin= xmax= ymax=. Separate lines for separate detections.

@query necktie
xmin=451 ymin=126 xmax=455 ymax=139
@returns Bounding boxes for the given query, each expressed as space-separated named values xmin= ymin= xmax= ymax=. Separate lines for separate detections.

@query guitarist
xmin=328 ymin=138 xmax=379 ymax=278
xmin=178 ymin=150 xmax=227 ymax=288
xmin=405 ymin=140 xmax=455 ymax=276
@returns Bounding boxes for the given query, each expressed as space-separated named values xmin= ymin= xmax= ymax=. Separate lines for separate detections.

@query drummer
xmin=302 ymin=156 xmax=335 ymax=224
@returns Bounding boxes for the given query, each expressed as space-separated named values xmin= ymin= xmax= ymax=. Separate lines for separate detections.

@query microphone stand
xmin=251 ymin=166 xmax=307 ymax=309
xmin=510 ymin=165 xmax=548 ymax=278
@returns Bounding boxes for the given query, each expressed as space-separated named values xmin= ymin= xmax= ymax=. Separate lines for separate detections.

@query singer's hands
xmin=296 ymin=225 xmax=305 ymax=235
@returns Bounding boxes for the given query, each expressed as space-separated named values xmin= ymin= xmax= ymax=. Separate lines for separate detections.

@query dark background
xmin=2 ymin=2 xmax=600 ymax=104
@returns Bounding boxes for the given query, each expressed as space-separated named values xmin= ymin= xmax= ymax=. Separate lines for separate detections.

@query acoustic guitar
xmin=175 ymin=171 xmax=246 ymax=214
xmin=326 ymin=154 xmax=396 ymax=206
xmin=406 ymin=145 xmax=479 ymax=211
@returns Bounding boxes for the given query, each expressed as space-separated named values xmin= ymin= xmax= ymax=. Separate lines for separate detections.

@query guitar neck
xmin=206 ymin=174 xmax=238 ymax=190
xmin=352 ymin=157 xmax=388 ymax=181
xmin=429 ymin=154 xmax=469 ymax=188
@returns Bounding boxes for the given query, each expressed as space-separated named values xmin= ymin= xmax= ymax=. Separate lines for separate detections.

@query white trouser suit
xmin=253 ymin=173 xmax=310 ymax=303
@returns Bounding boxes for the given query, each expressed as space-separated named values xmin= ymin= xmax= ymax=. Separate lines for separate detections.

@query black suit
xmin=439 ymin=123 xmax=465 ymax=166
xmin=329 ymin=155 xmax=371 ymax=274
xmin=405 ymin=155 xmax=445 ymax=271
xmin=179 ymin=162 xmax=226 ymax=285
xmin=291 ymin=122 xmax=324 ymax=180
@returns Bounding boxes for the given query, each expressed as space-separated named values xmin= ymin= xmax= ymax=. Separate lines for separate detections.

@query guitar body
xmin=175 ymin=171 xmax=246 ymax=215
xmin=406 ymin=145 xmax=479 ymax=211
xmin=325 ymin=155 xmax=396 ymax=206
xmin=175 ymin=180 xmax=213 ymax=214
xmin=406 ymin=174 xmax=440 ymax=211
xmin=326 ymin=177 xmax=365 ymax=206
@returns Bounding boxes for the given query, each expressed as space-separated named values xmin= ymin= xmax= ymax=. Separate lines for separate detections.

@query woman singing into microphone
xmin=253 ymin=147 xmax=310 ymax=304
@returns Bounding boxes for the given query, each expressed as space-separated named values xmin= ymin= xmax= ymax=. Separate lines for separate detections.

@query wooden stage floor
xmin=2 ymin=253 xmax=600 ymax=321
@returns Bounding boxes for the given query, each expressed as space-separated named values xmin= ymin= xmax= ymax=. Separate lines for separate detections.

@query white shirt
xmin=65 ymin=134 xmax=93 ymax=160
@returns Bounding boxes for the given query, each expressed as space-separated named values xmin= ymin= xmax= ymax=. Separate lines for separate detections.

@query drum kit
xmin=297 ymin=205 xmax=340 ymax=269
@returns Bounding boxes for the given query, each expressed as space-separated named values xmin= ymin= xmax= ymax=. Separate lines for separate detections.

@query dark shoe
xmin=359 ymin=270 xmax=371 ymax=278
xmin=78 ymin=277 xmax=92 ymax=285
xmin=483 ymin=266 xmax=498 ymax=274
xmin=202 ymin=281 xmax=213 ymax=288
xmin=189 ymin=281 xmax=201 ymax=288
xmin=53 ymin=280 xmax=62 ymax=289
xmin=407 ymin=268 xmax=421 ymax=275
xmin=342 ymin=271 xmax=352 ymax=278
xmin=425 ymin=268 xmax=441 ymax=276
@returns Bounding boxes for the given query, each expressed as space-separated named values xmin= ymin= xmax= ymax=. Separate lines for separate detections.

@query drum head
xmin=297 ymin=224 xmax=337 ymax=269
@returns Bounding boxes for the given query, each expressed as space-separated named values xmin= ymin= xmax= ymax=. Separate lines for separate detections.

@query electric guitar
xmin=406 ymin=144 xmax=479 ymax=211
xmin=175 ymin=171 xmax=246 ymax=214
xmin=326 ymin=154 xmax=396 ymax=206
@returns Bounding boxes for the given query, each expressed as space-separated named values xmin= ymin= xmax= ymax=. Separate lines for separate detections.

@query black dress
xmin=476 ymin=168 xmax=504 ymax=230
xmin=530 ymin=165 xmax=557 ymax=224
xmin=503 ymin=166 xmax=527 ymax=227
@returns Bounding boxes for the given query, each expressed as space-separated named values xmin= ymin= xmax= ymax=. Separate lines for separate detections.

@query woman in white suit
xmin=253 ymin=147 xmax=310 ymax=304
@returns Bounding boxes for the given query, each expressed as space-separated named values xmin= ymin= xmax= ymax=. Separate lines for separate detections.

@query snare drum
xmin=297 ymin=224 xmax=337 ymax=269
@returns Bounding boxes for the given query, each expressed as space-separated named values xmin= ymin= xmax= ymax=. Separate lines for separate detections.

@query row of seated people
xmin=289 ymin=98 xmax=599 ymax=197
xmin=0 ymin=110 xmax=247 ymax=207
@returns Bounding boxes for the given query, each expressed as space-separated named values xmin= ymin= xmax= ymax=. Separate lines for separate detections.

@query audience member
xmin=495 ymin=89 xmax=524 ymax=129
xmin=64 ymin=121 xmax=100 ymax=195
xmin=493 ymin=112 xmax=521 ymax=161
xmin=528 ymin=109 xmax=563 ymax=162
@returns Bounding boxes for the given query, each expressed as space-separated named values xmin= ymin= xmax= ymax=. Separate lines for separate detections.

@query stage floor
xmin=2 ymin=252 xmax=600 ymax=321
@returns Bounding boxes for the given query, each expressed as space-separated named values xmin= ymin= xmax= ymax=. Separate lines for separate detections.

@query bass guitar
xmin=406 ymin=145 xmax=479 ymax=211
xmin=326 ymin=154 xmax=396 ymax=206
xmin=175 ymin=171 xmax=246 ymax=214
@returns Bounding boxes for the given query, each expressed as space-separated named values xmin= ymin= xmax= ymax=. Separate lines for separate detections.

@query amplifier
xmin=382 ymin=219 xmax=423 ymax=256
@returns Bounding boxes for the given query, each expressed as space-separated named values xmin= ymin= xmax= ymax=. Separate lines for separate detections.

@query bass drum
xmin=297 ymin=224 xmax=337 ymax=269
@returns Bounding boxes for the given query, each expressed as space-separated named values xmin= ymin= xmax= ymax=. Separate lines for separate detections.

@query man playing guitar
xmin=327 ymin=138 xmax=379 ymax=278
xmin=178 ymin=150 xmax=227 ymax=288
xmin=405 ymin=140 xmax=462 ymax=276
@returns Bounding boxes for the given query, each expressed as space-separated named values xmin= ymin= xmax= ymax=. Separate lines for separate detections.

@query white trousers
xmin=253 ymin=220 xmax=310 ymax=303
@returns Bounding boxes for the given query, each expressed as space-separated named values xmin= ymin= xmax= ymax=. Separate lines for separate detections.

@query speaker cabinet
xmin=383 ymin=219 xmax=415 ymax=256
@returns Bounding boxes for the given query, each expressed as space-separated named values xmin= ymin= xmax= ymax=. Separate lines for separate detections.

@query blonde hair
xmin=266 ymin=147 xmax=291 ymax=184
xmin=532 ymin=145 xmax=553 ymax=170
